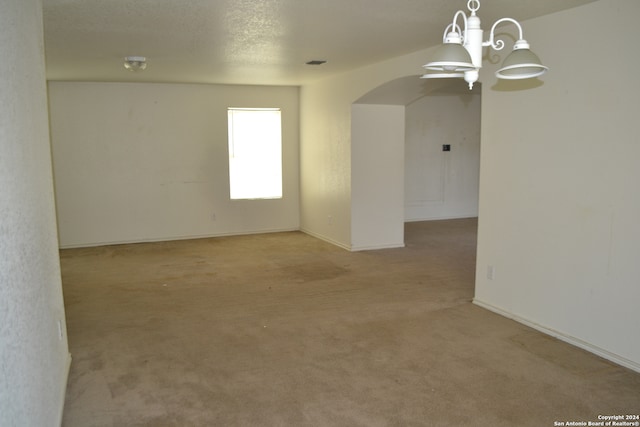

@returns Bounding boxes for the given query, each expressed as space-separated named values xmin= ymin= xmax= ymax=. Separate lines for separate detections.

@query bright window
xmin=227 ymin=108 xmax=282 ymax=200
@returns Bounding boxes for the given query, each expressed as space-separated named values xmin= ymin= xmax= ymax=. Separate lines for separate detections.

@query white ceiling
xmin=43 ymin=0 xmax=597 ymax=86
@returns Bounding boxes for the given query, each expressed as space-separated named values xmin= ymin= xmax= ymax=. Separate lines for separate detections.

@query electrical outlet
xmin=327 ymin=215 xmax=333 ymax=225
xmin=487 ymin=265 xmax=495 ymax=280
xmin=211 ymin=213 xmax=217 ymax=221
xmin=57 ymin=320 xmax=64 ymax=341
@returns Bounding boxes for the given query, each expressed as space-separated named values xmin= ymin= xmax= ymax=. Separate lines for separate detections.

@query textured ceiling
xmin=42 ymin=0 xmax=598 ymax=86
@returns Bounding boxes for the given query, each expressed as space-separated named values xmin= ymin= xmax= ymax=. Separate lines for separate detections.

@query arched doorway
xmin=351 ymin=76 xmax=481 ymax=247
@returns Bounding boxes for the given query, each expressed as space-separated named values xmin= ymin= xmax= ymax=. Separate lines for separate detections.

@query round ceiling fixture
xmin=123 ymin=56 xmax=147 ymax=72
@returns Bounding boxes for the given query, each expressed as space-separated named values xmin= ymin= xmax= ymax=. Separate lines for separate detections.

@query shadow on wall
xmin=490 ymin=78 xmax=545 ymax=91
xmin=354 ymin=75 xmax=480 ymax=106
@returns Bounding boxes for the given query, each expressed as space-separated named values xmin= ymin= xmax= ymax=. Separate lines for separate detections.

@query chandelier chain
xmin=467 ymin=0 xmax=480 ymax=14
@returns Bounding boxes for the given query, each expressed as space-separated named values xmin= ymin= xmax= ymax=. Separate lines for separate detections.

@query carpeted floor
xmin=60 ymin=219 xmax=640 ymax=426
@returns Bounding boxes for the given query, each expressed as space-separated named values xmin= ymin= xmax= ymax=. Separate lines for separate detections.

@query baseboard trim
xmin=58 ymin=228 xmax=300 ymax=249
xmin=473 ymin=299 xmax=640 ymax=374
xmin=58 ymin=353 xmax=72 ymax=426
xmin=300 ymin=228 xmax=405 ymax=252
xmin=299 ymin=228 xmax=351 ymax=251
xmin=404 ymin=214 xmax=478 ymax=222
xmin=350 ymin=242 xmax=405 ymax=252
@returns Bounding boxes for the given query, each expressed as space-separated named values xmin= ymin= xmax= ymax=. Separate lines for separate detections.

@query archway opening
xmin=351 ymin=75 xmax=481 ymax=248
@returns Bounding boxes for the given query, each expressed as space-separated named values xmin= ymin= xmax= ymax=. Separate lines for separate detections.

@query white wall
xmin=299 ymin=49 xmax=477 ymax=250
xmin=49 ymin=82 xmax=299 ymax=248
xmin=299 ymin=81 xmax=353 ymax=249
xmin=405 ymin=94 xmax=480 ymax=221
xmin=351 ymin=104 xmax=405 ymax=251
xmin=0 ymin=0 xmax=70 ymax=425
xmin=300 ymin=0 xmax=640 ymax=370
xmin=300 ymin=48 xmax=439 ymax=249
xmin=474 ymin=0 xmax=640 ymax=371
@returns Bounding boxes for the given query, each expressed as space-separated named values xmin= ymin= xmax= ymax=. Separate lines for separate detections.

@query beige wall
xmin=349 ymin=89 xmax=480 ymax=249
xmin=351 ymin=104 xmax=406 ymax=250
xmin=49 ymin=82 xmax=300 ymax=248
xmin=300 ymin=48 xmax=438 ymax=249
xmin=474 ymin=0 xmax=640 ymax=370
xmin=0 ymin=0 xmax=70 ymax=424
xmin=299 ymin=47 xmax=479 ymax=250
xmin=405 ymin=94 xmax=480 ymax=221
xmin=299 ymin=79 xmax=354 ymax=248
xmin=300 ymin=0 xmax=639 ymax=370
xmin=42 ymin=0 xmax=639 ymax=387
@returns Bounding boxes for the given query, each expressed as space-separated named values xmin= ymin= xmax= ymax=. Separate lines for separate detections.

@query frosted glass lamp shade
xmin=421 ymin=70 xmax=464 ymax=79
xmin=421 ymin=2 xmax=549 ymax=87
xmin=423 ymin=43 xmax=475 ymax=73
xmin=496 ymin=47 xmax=548 ymax=80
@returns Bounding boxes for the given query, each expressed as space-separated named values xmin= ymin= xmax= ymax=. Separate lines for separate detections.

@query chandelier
xmin=422 ymin=0 xmax=548 ymax=89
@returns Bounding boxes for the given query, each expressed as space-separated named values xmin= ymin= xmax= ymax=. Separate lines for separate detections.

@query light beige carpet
xmin=60 ymin=219 xmax=640 ymax=426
